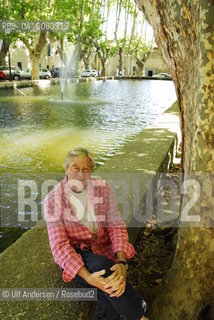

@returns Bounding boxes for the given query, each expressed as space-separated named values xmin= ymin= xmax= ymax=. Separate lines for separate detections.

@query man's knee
xmin=85 ymin=252 xmax=114 ymax=276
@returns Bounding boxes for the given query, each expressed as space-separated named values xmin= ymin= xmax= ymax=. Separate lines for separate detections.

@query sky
xmin=103 ymin=7 xmax=154 ymax=43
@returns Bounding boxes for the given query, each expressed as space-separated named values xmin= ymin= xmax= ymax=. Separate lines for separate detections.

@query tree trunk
xmin=119 ymin=47 xmax=123 ymax=74
xmin=101 ymin=59 xmax=106 ymax=76
xmin=31 ymin=32 xmax=47 ymax=80
xmin=136 ymin=52 xmax=151 ymax=76
xmin=0 ymin=40 xmax=9 ymax=65
xmin=73 ymin=41 xmax=82 ymax=76
xmin=21 ymin=32 xmax=47 ymax=80
xmin=114 ymin=0 xmax=123 ymax=40
xmin=135 ymin=0 xmax=214 ymax=319
xmin=124 ymin=0 xmax=130 ymax=38
xmin=136 ymin=59 xmax=143 ymax=76
xmin=128 ymin=3 xmax=138 ymax=47
xmin=31 ymin=55 xmax=40 ymax=80
xmin=57 ymin=37 xmax=64 ymax=63
xmin=83 ymin=55 xmax=90 ymax=69
xmin=97 ymin=49 xmax=107 ymax=76
xmin=75 ymin=0 xmax=85 ymax=75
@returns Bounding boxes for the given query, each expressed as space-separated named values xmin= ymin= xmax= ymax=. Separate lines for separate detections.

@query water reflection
xmin=0 ymin=80 xmax=176 ymax=171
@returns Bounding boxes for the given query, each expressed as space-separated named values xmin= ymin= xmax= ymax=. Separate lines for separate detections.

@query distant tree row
xmin=0 ymin=0 xmax=154 ymax=79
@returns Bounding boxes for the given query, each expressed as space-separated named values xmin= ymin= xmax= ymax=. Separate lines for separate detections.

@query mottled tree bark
xmin=135 ymin=1 xmax=214 ymax=319
xmin=136 ymin=51 xmax=150 ymax=76
xmin=21 ymin=32 xmax=47 ymax=80
xmin=73 ymin=41 xmax=82 ymax=76
xmin=118 ymin=47 xmax=123 ymax=73
xmin=83 ymin=56 xmax=90 ymax=70
xmin=101 ymin=58 xmax=106 ymax=76
xmin=0 ymin=40 xmax=9 ymax=65
xmin=57 ymin=37 xmax=64 ymax=64
xmin=31 ymin=55 xmax=40 ymax=80
xmin=96 ymin=47 xmax=109 ymax=76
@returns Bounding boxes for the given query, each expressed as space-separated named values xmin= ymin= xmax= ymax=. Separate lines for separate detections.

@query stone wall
xmin=144 ymin=47 xmax=169 ymax=76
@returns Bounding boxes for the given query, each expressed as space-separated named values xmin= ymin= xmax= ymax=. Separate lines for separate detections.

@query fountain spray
xmin=60 ymin=35 xmax=78 ymax=100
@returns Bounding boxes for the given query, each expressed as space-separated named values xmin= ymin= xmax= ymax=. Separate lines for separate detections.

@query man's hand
xmin=87 ymin=269 xmax=113 ymax=295
xmin=104 ymin=263 xmax=127 ymax=297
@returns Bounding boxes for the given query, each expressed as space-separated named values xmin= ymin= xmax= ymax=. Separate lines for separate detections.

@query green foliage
xmin=127 ymin=36 xmax=153 ymax=55
xmin=0 ymin=0 xmax=153 ymax=74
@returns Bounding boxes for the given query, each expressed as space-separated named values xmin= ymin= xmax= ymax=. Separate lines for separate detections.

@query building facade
xmin=4 ymin=39 xmax=169 ymax=76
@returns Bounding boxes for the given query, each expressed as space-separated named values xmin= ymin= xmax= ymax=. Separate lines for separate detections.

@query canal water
xmin=0 ymin=79 xmax=176 ymax=251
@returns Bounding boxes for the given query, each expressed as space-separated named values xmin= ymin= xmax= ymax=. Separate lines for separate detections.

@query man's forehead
xmin=70 ymin=157 xmax=91 ymax=166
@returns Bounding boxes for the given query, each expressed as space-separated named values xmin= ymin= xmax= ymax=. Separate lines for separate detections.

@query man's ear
xmin=65 ymin=167 xmax=69 ymax=176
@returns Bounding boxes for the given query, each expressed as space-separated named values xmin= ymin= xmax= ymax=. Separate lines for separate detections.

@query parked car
xmin=153 ymin=72 xmax=172 ymax=79
xmin=50 ymin=67 xmax=75 ymax=78
xmin=80 ymin=69 xmax=98 ymax=77
xmin=0 ymin=66 xmax=21 ymax=80
xmin=39 ymin=68 xmax=52 ymax=79
xmin=50 ymin=67 xmax=61 ymax=78
xmin=20 ymin=68 xmax=51 ymax=80
xmin=20 ymin=68 xmax=32 ymax=79
xmin=91 ymin=69 xmax=98 ymax=76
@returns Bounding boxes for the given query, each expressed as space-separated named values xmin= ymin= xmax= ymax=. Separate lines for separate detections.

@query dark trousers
xmin=71 ymin=249 xmax=147 ymax=320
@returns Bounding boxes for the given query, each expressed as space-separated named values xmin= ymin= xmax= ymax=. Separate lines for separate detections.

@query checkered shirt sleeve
xmin=105 ymin=183 xmax=135 ymax=259
xmin=44 ymin=189 xmax=85 ymax=282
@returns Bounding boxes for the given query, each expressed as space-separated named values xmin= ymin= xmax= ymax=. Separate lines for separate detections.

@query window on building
xmin=148 ymin=70 xmax=153 ymax=77
xmin=17 ymin=62 xmax=22 ymax=70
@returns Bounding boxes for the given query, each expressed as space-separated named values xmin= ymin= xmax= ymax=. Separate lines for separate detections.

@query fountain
xmin=60 ymin=35 xmax=67 ymax=100
xmin=60 ymin=36 xmax=78 ymax=101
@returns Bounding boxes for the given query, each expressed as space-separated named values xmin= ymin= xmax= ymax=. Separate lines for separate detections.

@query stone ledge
xmin=96 ymin=101 xmax=180 ymax=242
xmin=0 ymin=76 xmax=173 ymax=90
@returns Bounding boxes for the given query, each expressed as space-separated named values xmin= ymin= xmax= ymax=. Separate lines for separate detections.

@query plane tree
xmin=135 ymin=0 xmax=214 ymax=318
xmin=9 ymin=0 xmax=55 ymax=80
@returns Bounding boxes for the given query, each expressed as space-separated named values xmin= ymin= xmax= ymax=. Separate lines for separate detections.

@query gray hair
xmin=64 ymin=147 xmax=95 ymax=170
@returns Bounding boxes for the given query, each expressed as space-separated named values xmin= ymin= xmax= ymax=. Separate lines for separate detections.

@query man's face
xmin=66 ymin=157 xmax=92 ymax=192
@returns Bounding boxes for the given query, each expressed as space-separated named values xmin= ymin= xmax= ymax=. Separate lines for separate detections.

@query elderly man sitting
xmin=44 ymin=147 xmax=148 ymax=320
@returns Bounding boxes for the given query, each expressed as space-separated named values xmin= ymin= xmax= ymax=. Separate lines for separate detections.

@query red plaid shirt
xmin=44 ymin=176 xmax=135 ymax=282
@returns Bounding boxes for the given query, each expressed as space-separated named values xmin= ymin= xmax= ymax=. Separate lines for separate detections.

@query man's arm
xmin=44 ymin=193 xmax=85 ymax=282
xmin=45 ymin=190 xmax=114 ymax=293
xmin=103 ymin=183 xmax=133 ymax=297
xmin=105 ymin=183 xmax=135 ymax=259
